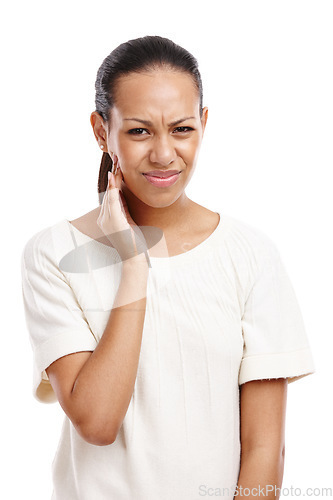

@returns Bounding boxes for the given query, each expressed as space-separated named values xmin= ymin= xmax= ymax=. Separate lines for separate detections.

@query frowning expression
xmin=101 ymin=69 xmax=208 ymax=208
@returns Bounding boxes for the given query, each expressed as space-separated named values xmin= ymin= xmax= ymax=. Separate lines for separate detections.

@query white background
xmin=1 ymin=0 xmax=332 ymax=498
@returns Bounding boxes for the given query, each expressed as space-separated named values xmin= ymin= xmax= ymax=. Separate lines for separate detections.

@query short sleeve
xmin=21 ymin=228 xmax=98 ymax=404
xmin=238 ymin=239 xmax=315 ymax=385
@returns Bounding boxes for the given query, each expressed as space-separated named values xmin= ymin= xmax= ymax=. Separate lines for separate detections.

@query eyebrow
xmin=123 ymin=116 xmax=196 ymax=127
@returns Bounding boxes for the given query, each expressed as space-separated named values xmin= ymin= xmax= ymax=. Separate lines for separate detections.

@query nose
xmin=149 ymin=134 xmax=177 ymax=166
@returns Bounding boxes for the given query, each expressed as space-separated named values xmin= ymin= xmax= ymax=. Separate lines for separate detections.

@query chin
xmin=125 ymin=184 xmax=184 ymax=208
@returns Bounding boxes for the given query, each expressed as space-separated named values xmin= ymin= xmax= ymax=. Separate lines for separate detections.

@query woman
xmin=21 ymin=35 xmax=315 ymax=499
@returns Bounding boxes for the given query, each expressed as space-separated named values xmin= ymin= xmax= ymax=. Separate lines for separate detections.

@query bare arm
xmin=235 ymin=378 xmax=288 ymax=499
xmin=46 ymin=161 xmax=150 ymax=446
xmin=46 ymin=254 xmax=149 ymax=446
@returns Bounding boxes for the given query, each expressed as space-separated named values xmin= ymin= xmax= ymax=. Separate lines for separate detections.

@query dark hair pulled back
xmin=94 ymin=35 xmax=203 ymax=205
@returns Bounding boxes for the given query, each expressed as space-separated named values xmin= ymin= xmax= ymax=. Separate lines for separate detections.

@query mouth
xmin=142 ymin=171 xmax=182 ymax=188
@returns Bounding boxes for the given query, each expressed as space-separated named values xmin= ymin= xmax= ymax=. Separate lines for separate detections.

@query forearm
xmin=234 ymin=448 xmax=285 ymax=499
xmin=69 ymin=255 xmax=149 ymax=445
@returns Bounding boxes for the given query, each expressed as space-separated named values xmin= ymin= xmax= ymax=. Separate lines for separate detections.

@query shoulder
xmin=219 ymin=213 xmax=282 ymax=288
xmin=222 ymin=213 xmax=280 ymax=261
xmin=21 ymin=219 xmax=70 ymax=272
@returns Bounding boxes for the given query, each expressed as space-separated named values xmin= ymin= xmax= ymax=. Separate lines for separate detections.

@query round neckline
xmin=62 ymin=211 xmax=230 ymax=267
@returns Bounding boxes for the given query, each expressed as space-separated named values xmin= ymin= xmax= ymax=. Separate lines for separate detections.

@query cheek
xmin=177 ymin=136 xmax=201 ymax=161
xmin=117 ymin=137 xmax=146 ymax=168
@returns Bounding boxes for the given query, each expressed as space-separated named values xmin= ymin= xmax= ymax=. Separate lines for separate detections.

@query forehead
xmin=112 ymin=70 xmax=199 ymax=118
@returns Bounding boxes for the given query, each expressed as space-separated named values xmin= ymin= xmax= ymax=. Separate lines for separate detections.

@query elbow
xmin=75 ymin=418 xmax=118 ymax=446
xmin=83 ymin=430 xmax=116 ymax=447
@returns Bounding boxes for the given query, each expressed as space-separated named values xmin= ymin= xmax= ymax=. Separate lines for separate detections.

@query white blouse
xmin=21 ymin=211 xmax=315 ymax=500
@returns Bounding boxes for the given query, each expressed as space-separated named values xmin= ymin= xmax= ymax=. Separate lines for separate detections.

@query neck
xmin=120 ymin=182 xmax=196 ymax=232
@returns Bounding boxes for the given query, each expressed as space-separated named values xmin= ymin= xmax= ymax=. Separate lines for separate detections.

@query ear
xmin=201 ymin=106 xmax=208 ymax=136
xmin=90 ymin=111 xmax=108 ymax=150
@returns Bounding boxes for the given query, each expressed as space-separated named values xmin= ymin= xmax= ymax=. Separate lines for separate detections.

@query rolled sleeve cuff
xmin=33 ymin=329 xmax=98 ymax=403
xmin=238 ymin=346 xmax=316 ymax=386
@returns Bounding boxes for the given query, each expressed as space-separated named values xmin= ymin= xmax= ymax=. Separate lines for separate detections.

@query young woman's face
xmin=100 ymin=69 xmax=208 ymax=208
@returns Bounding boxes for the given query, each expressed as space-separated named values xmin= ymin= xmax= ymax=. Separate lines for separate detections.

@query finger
xmin=107 ymin=186 xmax=121 ymax=205
xmin=99 ymin=187 xmax=107 ymax=222
xmin=99 ymin=176 xmax=110 ymax=208
xmin=108 ymin=171 xmax=121 ymax=191
xmin=99 ymin=183 xmax=107 ymax=214
xmin=108 ymin=171 xmax=116 ymax=189
xmin=113 ymin=163 xmax=123 ymax=189
xmin=119 ymin=191 xmax=131 ymax=220
xmin=107 ymin=171 xmax=112 ymax=189
xmin=107 ymin=187 xmax=125 ymax=222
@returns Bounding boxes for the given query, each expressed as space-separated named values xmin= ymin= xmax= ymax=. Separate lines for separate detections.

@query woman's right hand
xmin=96 ymin=160 xmax=150 ymax=265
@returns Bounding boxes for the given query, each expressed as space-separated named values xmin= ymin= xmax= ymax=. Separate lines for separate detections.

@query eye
xmin=128 ymin=128 xmax=149 ymax=135
xmin=173 ymin=126 xmax=194 ymax=133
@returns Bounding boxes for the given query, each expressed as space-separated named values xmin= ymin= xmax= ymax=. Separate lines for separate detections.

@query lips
xmin=142 ymin=170 xmax=180 ymax=178
xmin=142 ymin=171 xmax=181 ymax=188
